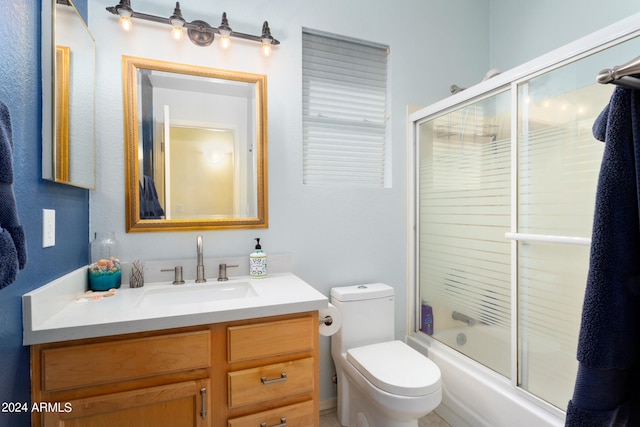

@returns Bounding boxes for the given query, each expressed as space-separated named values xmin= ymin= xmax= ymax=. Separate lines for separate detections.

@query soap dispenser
xmin=249 ymin=238 xmax=267 ymax=278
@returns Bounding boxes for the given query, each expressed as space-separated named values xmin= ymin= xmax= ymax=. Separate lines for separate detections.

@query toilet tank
xmin=330 ymin=283 xmax=395 ymax=354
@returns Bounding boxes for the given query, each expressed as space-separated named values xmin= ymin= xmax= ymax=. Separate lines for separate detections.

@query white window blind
xmin=302 ymin=29 xmax=388 ymax=187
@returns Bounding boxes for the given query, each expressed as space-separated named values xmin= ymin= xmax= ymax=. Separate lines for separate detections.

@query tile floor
xmin=319 ymin=410 xmax=451 ymax=427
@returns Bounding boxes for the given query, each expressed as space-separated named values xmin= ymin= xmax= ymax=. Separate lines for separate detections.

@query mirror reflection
xmin=122 ymin=56 xmax=268 ymax=232
xmin=42 ymin=0 xmax=96 ymax=188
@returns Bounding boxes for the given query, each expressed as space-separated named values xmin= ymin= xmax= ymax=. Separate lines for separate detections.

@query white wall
xmin=89 ymin=0 xmax=490 ymax=403
xmin=489 ymin=0 xmax=640 ymax=73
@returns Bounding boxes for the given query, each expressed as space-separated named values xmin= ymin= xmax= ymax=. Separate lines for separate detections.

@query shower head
xmin=482 ymin=68 xmax=501 ymax=81
xmin=451 ymin=69 xmax=501 ymax=95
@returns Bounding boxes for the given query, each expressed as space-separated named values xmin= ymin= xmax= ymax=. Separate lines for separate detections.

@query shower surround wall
xmin=408 ymin=13 xmax=640 ymax=427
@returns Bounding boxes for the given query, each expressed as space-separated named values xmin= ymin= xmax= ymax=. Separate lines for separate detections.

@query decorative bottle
xmin=249 ymin=238 xmax=267 ymax=279
xmin=88 ymin=232 xmax=121 ymax=291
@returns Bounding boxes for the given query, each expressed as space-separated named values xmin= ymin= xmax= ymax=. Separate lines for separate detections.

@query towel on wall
xmin=0 ymin=101 xmax=27 ymax=289
xmin=566 ymin=83 xmax=640 ymax=426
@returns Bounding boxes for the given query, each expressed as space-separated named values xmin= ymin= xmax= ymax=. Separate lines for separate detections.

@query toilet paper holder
xmin=319 ymin=315 xmax=334 ymax=326
xmin=318 ymin=303 xmax=341 ymax=336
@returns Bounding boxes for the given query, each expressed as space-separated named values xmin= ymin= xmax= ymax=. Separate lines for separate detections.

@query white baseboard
xmin=320 ymin=398 xmax=337 ymax=413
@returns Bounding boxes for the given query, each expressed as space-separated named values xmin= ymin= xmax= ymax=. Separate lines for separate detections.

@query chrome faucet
xmin=196 ymin=235 xmax=206 ymax=283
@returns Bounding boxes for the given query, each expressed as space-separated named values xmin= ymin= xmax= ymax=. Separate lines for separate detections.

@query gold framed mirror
xmin=122 ymin=56 xmax=268 ymax=232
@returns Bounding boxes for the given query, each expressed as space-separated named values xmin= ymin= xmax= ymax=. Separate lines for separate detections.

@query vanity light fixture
xmin=169 ymin=2 xmax=185 ymax=41
xmin=106 ymin=0 xmax=280 ymax=55
xmin=113 ymin=0 xmax=133 ymax=31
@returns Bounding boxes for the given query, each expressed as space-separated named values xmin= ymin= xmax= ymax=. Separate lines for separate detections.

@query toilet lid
xmin=346 ymin=340 xmax=441 ymax=397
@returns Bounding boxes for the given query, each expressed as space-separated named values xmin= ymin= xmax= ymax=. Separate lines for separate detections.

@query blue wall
xmin=0 ymin=1 xmax=89 ymax=426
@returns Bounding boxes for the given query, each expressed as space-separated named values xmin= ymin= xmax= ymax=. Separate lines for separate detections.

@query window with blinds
xmin=302 ymin=29 xmax=389 ymax=187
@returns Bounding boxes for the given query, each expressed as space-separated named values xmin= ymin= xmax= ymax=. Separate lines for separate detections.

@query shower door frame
xmin=407 ymin=12 xmax=640 ymax=418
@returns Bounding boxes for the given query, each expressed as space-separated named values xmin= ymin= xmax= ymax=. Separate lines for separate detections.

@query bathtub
xmin=407 ymin=328 xmax=566 ymax=427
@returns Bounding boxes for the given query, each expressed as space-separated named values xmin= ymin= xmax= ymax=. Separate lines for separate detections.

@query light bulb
xmin=116 ymin=1 xmax=133 ymax=31
xmin=171 ymin=26 xmax=183 ymax=40
xmin=218 ymin=13 xmax=233 ymax=50
xmin=119 ymin=15 xmax=132 ymax=31
xmin=169 ymin=2 xmax=185 ymax=42
xmin=261 ymin=41 xmax=272 ymax=57
xmin=260 ymin=21 xmax=274 ymax=57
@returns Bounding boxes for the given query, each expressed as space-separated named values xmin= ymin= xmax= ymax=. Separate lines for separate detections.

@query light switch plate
xmin=42 ymin=209 xmax=55 ymax=248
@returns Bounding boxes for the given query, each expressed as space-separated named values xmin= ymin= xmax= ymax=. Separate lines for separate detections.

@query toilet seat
xmin=346 ymin=340 xmax=441 ymax=397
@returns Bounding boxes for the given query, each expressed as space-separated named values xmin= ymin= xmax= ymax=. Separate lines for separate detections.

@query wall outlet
xmin=42 ymin=209 xmax=55 ymax=248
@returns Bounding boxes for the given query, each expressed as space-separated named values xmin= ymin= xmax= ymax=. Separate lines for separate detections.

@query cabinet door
xmin=42 ymin=379 xmax=211 ymax=427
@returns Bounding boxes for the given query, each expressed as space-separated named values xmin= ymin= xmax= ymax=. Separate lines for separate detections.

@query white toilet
xmin=330 ymin=283 xmax=442 ymax=427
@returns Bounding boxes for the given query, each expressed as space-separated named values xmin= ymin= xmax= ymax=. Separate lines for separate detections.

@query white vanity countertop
xmin=23 ymin=267 xmax=328 ymax=345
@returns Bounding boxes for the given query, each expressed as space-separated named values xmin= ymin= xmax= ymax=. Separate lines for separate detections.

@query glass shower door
xmin=515 ymin=59 xmax=611 ymax=409
xmin=416 ymin=30 xmax=640 ymax=413
xmin=417 ymin=90 xmax=512 ymax=378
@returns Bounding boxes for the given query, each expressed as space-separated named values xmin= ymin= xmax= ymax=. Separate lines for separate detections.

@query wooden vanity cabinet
xmin=30 ymin=311 xmax=319 ymax=427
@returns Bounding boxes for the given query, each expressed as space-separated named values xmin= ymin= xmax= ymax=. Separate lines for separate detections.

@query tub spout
xmin=452 ymin=311 xmax=476 ymax=326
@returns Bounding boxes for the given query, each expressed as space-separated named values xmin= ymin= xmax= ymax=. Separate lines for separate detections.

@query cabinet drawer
xmin=227 ymin=400 xmax=314 ymax=427
xmin=227 ymin=317 xmax=315 ymax=363
xmin=42 ymin=330 xmax=211 ymax=392
xmin=228 ymin=357 xmax=314 ymax=408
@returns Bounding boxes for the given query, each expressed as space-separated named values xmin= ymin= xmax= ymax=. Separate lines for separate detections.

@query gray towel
xmin=0 ymin=101 xmax=27 ymax=289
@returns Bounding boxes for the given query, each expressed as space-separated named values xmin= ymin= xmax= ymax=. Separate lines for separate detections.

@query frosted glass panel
xmin=517 ymin=242 xmax=590 ymax=409
xmin=418 ymin=90 xmax=512 ymax=377
xmin=516 ymin=62 xmax=610 ymax=408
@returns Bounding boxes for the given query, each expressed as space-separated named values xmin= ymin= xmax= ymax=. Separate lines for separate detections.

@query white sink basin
xmin=138 ymin=282 xmax=258 ymax=307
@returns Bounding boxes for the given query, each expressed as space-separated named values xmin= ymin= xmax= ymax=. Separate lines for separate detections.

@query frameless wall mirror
xmin=122 ymin=56 xmax=268 ymax=232
xmin=42 ymin=0 xmax=96 ymax=189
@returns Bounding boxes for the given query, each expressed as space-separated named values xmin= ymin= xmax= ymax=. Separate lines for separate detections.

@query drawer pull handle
xmin=200 ymin=387 xmax=207 ymax=420
xmin=260 ymin=372 xmax=287 ymax=384
xmin=260 ymin=417 xmax=287 ymax=427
